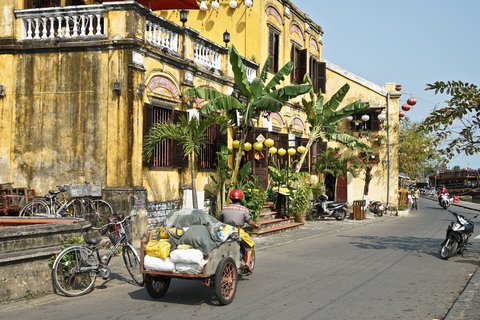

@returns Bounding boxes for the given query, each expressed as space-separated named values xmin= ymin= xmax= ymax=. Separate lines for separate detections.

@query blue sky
xmin=294 ymin=0 xmax=480 ymax=168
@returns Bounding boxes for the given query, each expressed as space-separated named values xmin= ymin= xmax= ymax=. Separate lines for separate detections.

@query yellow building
xmin=0 ymin=0 xmax=400 ymax=222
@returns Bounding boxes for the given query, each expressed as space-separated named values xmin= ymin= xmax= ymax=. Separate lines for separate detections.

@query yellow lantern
xmin=232 ymin=140 xmax=240 ymax=149
xmin=288 ymin=148 xmax=297 ymax=156
xmin=264 ymin=138 xmax=274 ymax=148
xmin=243 ymin=142 xmax=252 ymax=151
xmin=278 ymin=148 xmax=286 ymax=156
xmin=269 ymin=147 xmax=278 ymax=154
xmin=297 ymin=145 xmax=306 ymax=154
xmin=253 ymin=142 xmax=263 ymax=151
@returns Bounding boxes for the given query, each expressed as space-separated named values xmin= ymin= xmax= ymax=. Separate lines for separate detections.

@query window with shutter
xmin=349 ymin=111 xmax=382 ymax=132
xmin=268 ymin=28 xmax=280 ymax=73
xmin=290 ymin=45 xmax=307 ymax=84
xmin=198 ymin=123 xmax=226 ymax=171
xmin=143 ymin=104 xmax=188 ymax=169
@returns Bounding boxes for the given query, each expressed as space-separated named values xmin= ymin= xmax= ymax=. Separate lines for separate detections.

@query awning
xmin=103 ymin=0 xmax=200 ymax=10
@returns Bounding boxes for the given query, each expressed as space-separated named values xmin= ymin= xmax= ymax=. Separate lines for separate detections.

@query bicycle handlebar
xmin=91 ymin=215 xmax=132 ymax=231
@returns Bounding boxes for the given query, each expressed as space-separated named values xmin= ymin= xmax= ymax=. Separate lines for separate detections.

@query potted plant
xmin=289 ymin=180 xmax=311 ymax=223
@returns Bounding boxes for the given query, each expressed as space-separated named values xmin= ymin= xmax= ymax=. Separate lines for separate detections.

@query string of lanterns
xmin=231 ymin=138 xmax=306 ymax=158
xmin=399 ymin=96 xmax=416 ymax=119
xmin=199 ymin=0 xmax=253 ymax=11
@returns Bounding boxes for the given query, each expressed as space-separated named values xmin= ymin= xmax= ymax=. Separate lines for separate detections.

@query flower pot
xmin=295 ymin=214 xmax=306 ymax=223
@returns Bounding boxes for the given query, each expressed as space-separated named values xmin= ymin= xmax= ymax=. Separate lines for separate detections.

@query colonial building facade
xmin=0 ymin=0 xmax=400 ymax=221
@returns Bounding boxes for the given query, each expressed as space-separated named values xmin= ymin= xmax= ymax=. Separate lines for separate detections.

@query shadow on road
xmin=339 ymin=234 xmax=480 ymax=264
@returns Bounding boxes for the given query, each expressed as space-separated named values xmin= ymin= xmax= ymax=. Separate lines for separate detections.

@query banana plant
xmin=294 ymin=78 xmax=372 ymax=172
xmin=185 ymin=45 xmax=311 ymax=189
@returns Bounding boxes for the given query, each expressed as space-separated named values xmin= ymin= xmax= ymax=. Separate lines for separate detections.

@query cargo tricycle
xmin=140 ymin=229 xmax=255 ymax=305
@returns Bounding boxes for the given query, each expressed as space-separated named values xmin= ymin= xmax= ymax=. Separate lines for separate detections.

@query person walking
xmin=412 ymin=187 xmax=420 ymax=210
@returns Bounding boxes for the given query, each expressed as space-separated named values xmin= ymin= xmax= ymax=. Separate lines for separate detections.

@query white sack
xmin=144 ymin=255 xmax=175 ymax=272
xmin=169 ymin=249 xmax=205 ymax=264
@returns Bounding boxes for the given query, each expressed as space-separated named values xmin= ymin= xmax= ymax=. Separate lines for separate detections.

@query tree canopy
xmin=420 ymin=81 xmax=480 ymax=159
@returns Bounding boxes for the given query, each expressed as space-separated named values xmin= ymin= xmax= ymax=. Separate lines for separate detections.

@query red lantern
xmin=399 ymin=111 xmax=406 ymax=118
xmin=407 ymin=97 xmax=416 ymax=106
xmin=401 ymin=104 xmax=411 ymax=112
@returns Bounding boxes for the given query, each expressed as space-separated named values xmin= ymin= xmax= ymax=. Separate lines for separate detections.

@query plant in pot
xmin=289 ymin=180 xmax=311 ymax=223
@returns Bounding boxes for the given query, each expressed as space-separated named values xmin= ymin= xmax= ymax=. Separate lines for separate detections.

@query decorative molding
xmin=147 ymin=75 xmax=180 ymax=98
xmin=270 ymin=112 xmax=285 ymax=128
xmin=266 ymin=5 xmax=283 ymax=26
xmin=309 ymin=37 xmax=319 ymax=53
xmin=290 ymin=116 xmax=305 ymax=132
xmin=289 ymin=23 xmax=304 ymax=42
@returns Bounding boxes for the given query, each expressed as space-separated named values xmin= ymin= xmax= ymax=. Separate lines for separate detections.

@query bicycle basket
xmin=66 ymin=184 xmax=88 ymax=198
xmin=87 ymin=185 xmax=102 ymax=197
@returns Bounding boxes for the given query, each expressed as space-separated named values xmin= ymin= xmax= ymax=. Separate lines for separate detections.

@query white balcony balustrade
xmin=193 ymin=41 xmax=222 ymax=70
xmin=145 ymin=19 xmax=179 ymax=53
xmin=17 ymin=6 xmax=106 ymax=40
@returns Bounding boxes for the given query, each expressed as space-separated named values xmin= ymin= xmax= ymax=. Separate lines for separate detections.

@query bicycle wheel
xmin=52 ymin=246 xmax=98 ymax=297
xmin=60 ymin=199 xmax=83 ymax=218
xmin=122 ymin=243 xmax=144 ymax=286
xmin=84 ymin=199 xmax=113 ymax=227
xmin=19 ymin=200 xmax=50 ymax=217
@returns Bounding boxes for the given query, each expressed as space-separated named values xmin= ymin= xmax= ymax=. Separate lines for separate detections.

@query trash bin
xmin=352 ymin=200 xmax=366 ymax=220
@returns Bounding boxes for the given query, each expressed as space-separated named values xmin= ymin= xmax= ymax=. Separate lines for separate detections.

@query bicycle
xmin=51 ymin=214 xmax=144 ymax=297
xmin=19 ymin=185 xmax=83 ymax=218
xmin=19 ymin=184 xmax=113 ymax=227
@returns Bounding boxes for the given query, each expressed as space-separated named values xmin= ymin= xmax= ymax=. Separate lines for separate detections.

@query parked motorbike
xmin=308 ymin=194 xmax=348 ymax=221
xmin=367 ymin=200 xmax=386 ymax=217
xmin=439 ymin=194 xmax=452 ymax=209
xmin=439 ymin=210 xmax=478 ymax=260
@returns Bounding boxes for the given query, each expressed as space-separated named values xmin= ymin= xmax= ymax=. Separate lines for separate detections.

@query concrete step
xmin=259 ymin=210 xmax=278 ymax=220
xmin=251 ymin=221 xmax=304 ymax=237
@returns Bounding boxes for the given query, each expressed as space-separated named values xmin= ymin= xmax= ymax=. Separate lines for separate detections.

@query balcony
xmin=13 ymin=2 xmax=257 ymax=79
xmin=15 ymin=5 xmax=106 ymax=40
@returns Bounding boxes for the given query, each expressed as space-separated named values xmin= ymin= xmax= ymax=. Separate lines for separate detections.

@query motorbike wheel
xmin=307 ymin=208 xmax=316 ymax=221
xmin=334 ymin=208 xmax=347 ymax=221
xmin=376 ymin=209 xmax=384 ymax=217
xmin=440 ymin=240 xmax=458 ymax=260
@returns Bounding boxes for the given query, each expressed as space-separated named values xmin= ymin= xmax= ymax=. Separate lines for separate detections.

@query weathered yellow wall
xmin=326 ymin=67 xmax=400 ymax=205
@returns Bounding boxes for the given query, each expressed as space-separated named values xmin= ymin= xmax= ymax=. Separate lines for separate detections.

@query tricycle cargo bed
xmin=141 ymin=240 xmax=241 ymax=278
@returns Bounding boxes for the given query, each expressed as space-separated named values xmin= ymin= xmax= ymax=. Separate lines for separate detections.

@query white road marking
xmin=475 ymin=235 xmax=480 ymax=239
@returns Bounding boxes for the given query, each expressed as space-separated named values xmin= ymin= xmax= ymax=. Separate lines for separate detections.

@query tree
xmin=399 ymin=118 xmax=446 ymax=182
xmin=294 ymin=81 xmax=371 ymax=172
xmin=315 ymin=148 xmax=361 ymax=200
xmin=421 ymin=81 xmax=480 ymax=159
xmin=143 ymin=114 xmax=227 ymax=209
xmin=185 ymin=45 xmax=311 ymax=191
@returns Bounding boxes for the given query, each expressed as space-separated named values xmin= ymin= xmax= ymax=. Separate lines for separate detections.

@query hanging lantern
xmin=243 ymin=142 xmax=252 ymax=151
xmin=232 ymin=140 xmax=240 ymax=149
xmin=407 ymin=97 xmax=417 ymax=106
xmin=278 ymin=148 xmax=286 ymax=156
xmin=269 ymin=147 xmax=278 ymax=154
xmin=264 ymin=138 xmax=274 ymax=148
xmin=377 ymin=113 xmax=386 ymax=122
xmin=199 ymin=1 xmax=208 ymax=11
xmin=211 ymin=0 xmax=220 ymax=10
xmin=399 ymin=111 xmax=406 ymax=118
xmin=297 ymin=145 xmax=306 ymax=154
xmin=401 ymin=104 xmax=411 ymax=112
xmin=287 ymin=148 xmax=297 ymax=156
xmin=229 ymin=0 xmax=238 ymax=8
xmin=346 ymin=115 xmax=354 ymax=122
xmin=361 ymin=114 xmax=370 ymax=122
xmin=245 ymin=0 xmax=253 ymax=7
xmin=253 ymin=142 xmax=263 ymax=151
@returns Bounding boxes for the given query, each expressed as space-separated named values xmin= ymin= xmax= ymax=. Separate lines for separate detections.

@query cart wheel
xmin=214 ymin=257 xmax=238 ymax=305
xmin=145 ymin=275 xmax=171 ymax=299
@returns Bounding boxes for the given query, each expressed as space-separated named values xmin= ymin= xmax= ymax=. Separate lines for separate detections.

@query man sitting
xmin=220 ymin=189 xmax=259 ymax=272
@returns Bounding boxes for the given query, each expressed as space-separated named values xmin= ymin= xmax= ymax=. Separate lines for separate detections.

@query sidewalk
xmin=442 ymin=199 xmax=480 ymax=320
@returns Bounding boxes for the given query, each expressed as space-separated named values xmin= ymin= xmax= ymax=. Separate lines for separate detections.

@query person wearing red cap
xmin=220 ymin=189 xmax=259 ymax=272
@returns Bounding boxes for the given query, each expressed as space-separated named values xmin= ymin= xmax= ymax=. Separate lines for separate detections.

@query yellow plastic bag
xmin=158 ymin=226 xmax=170 ymax=239
xmin=177 ymin=244 xmax=192 ymax=250
xmin=145 ymin=239 xmax=171 ymax=259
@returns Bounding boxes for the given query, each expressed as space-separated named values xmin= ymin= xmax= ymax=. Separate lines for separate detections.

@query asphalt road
xmin=2 ymin=198 xmax=479 ymax=320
